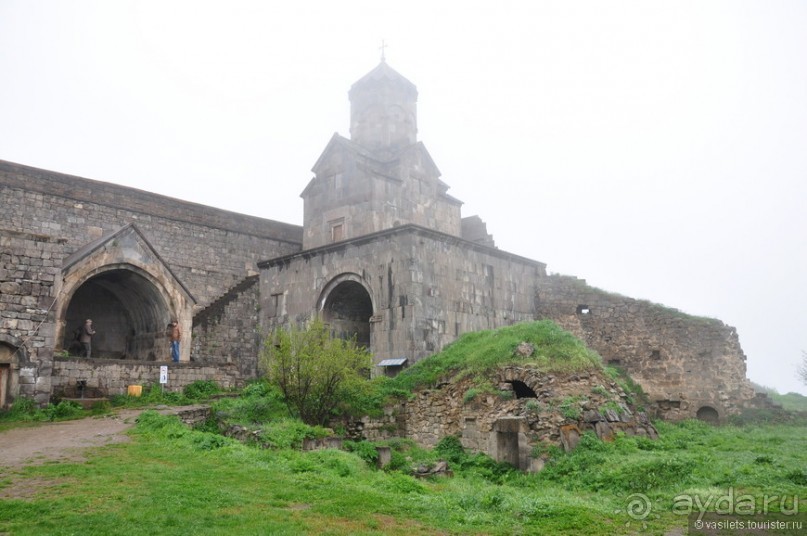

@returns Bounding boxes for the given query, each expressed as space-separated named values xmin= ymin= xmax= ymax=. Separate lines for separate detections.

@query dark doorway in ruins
xmin=508 ymin=380 xmax=538 ymax=399
xmin=63 ymin=269 xmax=172 ymax=360
xmin=321 ymin=280 xmax=373 ymax=348
xmin=696 ymin=405 xmax=719 ymax=424
xmin=0 ymin=343 xmax=16 ymax=408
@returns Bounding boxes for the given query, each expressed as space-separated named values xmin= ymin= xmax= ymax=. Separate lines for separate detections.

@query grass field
xmin=1 ymin=408 xmax=805 ymax=535
xmin=2 ymin=322 xmax=805 ymax=535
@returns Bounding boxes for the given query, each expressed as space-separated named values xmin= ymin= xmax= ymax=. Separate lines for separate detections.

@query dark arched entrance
xmin=321 ymin=280 xmax=373 ymax=348
xmin=696 ymin=406 xmax=719 ymax=424
xmin=508 ymin=380 xmax=538 ymax=399
xmin=63 ymin=269 xmax=172 ymax=360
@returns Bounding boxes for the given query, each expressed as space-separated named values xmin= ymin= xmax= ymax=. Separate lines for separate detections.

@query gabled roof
xmin=302 ymin=136 xmax=462 ymax=206
xmin=61 ymin=223 xmax=196 ymax=303
xmin=349 ymin=61 xmax=417 ymax=99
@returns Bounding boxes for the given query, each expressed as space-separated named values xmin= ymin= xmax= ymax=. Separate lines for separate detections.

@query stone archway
xmin=696 ymin=405 xmax=720 ymax=424
xmin=318 ymin=274 xmax=374 ymax=348
xmin=55 ymin=224 xmax=195 ymax=362
xmin=62 ymin=267 xmax=173 ymax=360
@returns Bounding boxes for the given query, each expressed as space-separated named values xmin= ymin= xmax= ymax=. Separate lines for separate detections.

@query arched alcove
xmin=508 ymin=380 xmax=538 ymax=399
xmin=62 ymin=268 xmax=172 ymax=360
xmin=696 ymin=405 xmax=720 ymax=424
xmin=320 ymin=277 xmax=373 ymax=349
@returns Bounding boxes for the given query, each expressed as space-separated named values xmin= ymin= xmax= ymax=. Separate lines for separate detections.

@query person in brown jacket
xmin=79 ymin=319 xmax=96 ymax=358
xmin=169 ymin=320 xmax=181 ymax=362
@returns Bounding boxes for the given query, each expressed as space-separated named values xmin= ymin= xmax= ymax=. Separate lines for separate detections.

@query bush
xmin=259 ymin=418 xmax=331 ymax=450
xmin=435 ymin=435 xmax=466 ymax=464
xmin=183 ymin=380 xmax=220 ymax=400
xmin=261 ymin=320 xmax=373 ymax=426
xmin=44 ymin=400 xmax=84 ymax=421
xmin=343 ymin=440 xmax=379 ymax=466
xmin=0 ymin=397 xmax=38 ymax=420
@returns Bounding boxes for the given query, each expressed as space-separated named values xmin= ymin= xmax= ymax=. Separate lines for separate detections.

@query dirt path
xmin=0 ymin=406 xmax=206 ymax=499
xmin=1 ymin=409 xmax=144 ymax=469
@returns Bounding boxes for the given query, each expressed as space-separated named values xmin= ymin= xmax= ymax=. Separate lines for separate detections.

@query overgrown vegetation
xmin=0 ymin=398 xmax=88 ymax=429
xmin=260 ymin=320 xmax=373 ymax=425
xmin=753 ymin=382 xmax=807 ymax=413
xmin=2 ymin=409 xmax=805 ymax=535
xmin=382 ymin=320 xmax=602 ymax=395
xmin=0 ymin=379 xmax=225 ymax=432
xmin=2 ymin=322 xmax=805 ymax=533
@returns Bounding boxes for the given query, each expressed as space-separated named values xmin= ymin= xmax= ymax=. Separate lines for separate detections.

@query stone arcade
xmin=0 ymin=61 xmax=764 ymax=425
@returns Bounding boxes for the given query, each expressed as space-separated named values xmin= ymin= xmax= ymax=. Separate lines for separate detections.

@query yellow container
xmin=127 ymin=385 xmax=143 ymax=397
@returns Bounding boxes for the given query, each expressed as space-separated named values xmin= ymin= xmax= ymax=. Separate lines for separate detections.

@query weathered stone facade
xmin=191 ymin=275 xmax=262 ymax=379
xmin=51 ymin=359 xmax=241 ymax=397
xmin=0 ymin=160 xmax=302 ymax=405
xmin=536 ymin=275 xmax=757 ymax=420
xmin=356 ymin=366 xmax=658 ymax=471
xmin=260 ymin=225 xmax=544 ymax=362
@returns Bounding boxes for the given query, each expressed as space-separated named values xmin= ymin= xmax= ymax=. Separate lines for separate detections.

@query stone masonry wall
xmin=357 ymin=366 xmax=657 ymax=471
xmin=536 ymin=274 xmax=755 ymax=420
xmin=260 ymin=225 xmax=545 ymax=364
xmin=51 ymin=359 xmax=242 ymax=397
xmin=192 ymin=275 xmax=262 ymax=379
xmin=0 ymin=160 xmax=302 ymax=306
xmin=0 ymin=230 xmax=67 ymax=404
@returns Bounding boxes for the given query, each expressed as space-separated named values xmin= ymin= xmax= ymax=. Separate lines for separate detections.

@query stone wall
xmin=51 ymin=358 xmax=242 ymax=397
xmin=535 ymin=274 xmax=755 ymax=420
xmin=0 ymin=159 xmax=303 ymax=404
xmin=0 ymin=230 xmax=66 ymax=404
xmin=357 ymin=366 xmax=657 ymax=471
xmin=0 ymin=160 xmax=302 ymax=306
xmin=192 ymin=275 xmax=262 ymax=378
xmin=260 ymin=225 xmax=545 ymax=364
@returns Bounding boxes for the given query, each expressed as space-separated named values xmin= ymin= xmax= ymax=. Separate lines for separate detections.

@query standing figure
xmin=79 ymin=318 xmax=96 ymax=358
xmin=170 ymin=320 xmax=181 ymax=363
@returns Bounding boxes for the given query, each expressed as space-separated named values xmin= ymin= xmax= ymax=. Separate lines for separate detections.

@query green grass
xmin=383 ymin=320 xmax=603 ymax=394
xmin=772 ymin=392 xmax=807 ymax=412
xmin=2 ymin=412 xmax=804 ymax=535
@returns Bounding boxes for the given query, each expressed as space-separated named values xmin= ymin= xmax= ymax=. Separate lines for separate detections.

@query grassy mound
xmin=386 ymin=320 xmax=602 ymax=393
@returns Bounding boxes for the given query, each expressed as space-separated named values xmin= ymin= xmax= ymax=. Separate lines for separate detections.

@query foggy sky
xmin=1 ymin=1 xmax=805 ymax=394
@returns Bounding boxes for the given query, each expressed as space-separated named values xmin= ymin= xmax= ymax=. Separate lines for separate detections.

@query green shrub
xmin=191 ymin=432 xmax=233 ymax=451
xmin=343 ymin=440 xmax=379 ymax=466
xmin=259 ymin=419 xmax=331 ymax=450
xmin=44 ymin=400 xmax=84 ymax=421
xmin=381 ymin=472 xmax=426 ymax=494
xmin=435 ymin=435 xmax=466 ymax=464
xmin=785 ymin=468 xmax=807 ymax=486
xmin=183 ymin=380 xmax=220 ymax=400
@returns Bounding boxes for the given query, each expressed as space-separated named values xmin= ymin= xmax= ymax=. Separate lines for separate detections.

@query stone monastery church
xmin=0 ymin=61 xmax=762 ymax=422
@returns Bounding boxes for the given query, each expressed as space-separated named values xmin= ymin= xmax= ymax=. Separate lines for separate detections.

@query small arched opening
xmin=696 ymin=406 xmax=720 ymax=424
xmin=320 ymin=279 xmax=373 ymax=349
xmin=508 ymin=380 xmax=538 ymax=399
xmin=0 ymin=342 xmax=19 ymax=408
xmin=62 ymin=268 xmax=172 ymax=360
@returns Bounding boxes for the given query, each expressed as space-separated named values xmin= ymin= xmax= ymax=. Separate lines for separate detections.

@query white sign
xmin=159 ymin=365 xmax=168 ymax=384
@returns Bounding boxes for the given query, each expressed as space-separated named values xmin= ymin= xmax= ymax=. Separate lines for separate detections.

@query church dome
xmin=348 ymin=62 xmax=418 ymax=151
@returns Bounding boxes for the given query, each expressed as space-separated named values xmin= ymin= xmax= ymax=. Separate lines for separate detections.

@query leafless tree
xmin=799 ymin=351 xmax=807 ymax=386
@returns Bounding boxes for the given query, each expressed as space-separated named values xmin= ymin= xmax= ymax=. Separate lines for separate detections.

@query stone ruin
xmin=353 ymin=361 xmax=659 ymax=471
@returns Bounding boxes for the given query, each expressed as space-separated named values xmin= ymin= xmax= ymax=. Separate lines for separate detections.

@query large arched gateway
xmin=62 ymin=267 xmax=173 ymax=360
xmin=55 ymin=224 xmax=195 ymax=362
xmin=318 ymin=274 xmax=374 ymax=348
